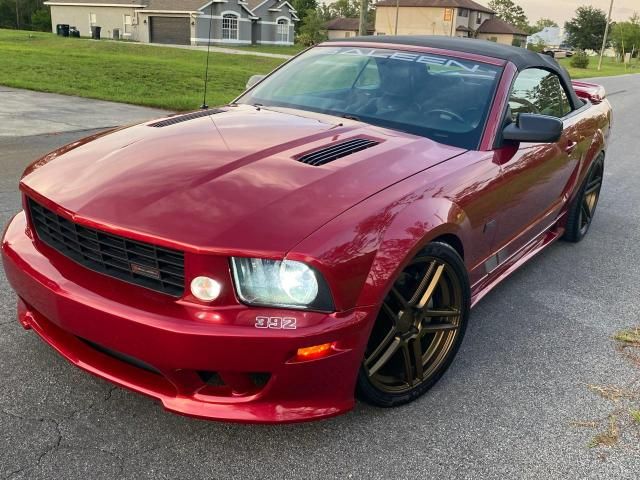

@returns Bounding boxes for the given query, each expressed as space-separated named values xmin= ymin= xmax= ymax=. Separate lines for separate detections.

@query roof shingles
xmin=326 ymin=17 xmax=373 ymax=32
xmin=476 ymin=17 xmax=527 ymax=35
xmin=45 ymin=0 xmax=147 ymax=4
xmin=144 ymin=0 xmax=209 ymax=10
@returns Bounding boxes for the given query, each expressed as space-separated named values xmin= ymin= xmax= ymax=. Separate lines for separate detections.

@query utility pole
xmin=15 ymin=0 xmax=20 ymax=29
xmin=358 ymin=0 xmax=367 ymax=36
xmin=394 ymin=0 xmax=400 ymax=35
xmin=598 ymin=0 xmax=614 ymax=71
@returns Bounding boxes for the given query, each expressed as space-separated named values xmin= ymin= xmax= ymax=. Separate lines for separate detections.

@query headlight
xmin=230 ymin=258 xmax=334 ymax=311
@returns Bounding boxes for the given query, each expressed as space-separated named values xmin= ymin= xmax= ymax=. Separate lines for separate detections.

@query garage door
xmin=150 ymin=17 xmax=190 ymax=45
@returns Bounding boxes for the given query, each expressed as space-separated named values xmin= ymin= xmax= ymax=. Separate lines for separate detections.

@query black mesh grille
xmin=28 ymin=198 xmax=185 ymax=297
xmin=148 ymin=109 xmax=224 ymax=128
xmin=296 ymin=138 xmax=380 ymax=166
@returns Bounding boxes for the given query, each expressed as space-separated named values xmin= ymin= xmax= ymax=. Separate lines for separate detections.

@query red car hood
xmin=21 ymin=105 xmax=464 ymax=254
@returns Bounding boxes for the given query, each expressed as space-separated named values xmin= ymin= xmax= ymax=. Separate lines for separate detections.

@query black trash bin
xmin=56 ymin=24 xmax=62 ymax=36
xmin=90 ymin=26 xmax=102 ymax=40
xmin=60 ymin=24 xmax=70 ymax=37
xmin=70 ymin=27 xmax=80 ymax=38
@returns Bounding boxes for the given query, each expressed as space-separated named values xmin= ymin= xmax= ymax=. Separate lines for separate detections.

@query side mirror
xmin=503 ymin=113 xmax=563 ymax=143
xmin=246 ymin=74 xmax=265 ymax=90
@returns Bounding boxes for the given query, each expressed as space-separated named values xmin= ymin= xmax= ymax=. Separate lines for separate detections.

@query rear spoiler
xmin=571 ymin=80 xmax=606 ymax=104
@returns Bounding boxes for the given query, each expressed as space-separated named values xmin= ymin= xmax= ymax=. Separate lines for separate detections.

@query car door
xmin=491 ymin=68 xmax=580 ymax=258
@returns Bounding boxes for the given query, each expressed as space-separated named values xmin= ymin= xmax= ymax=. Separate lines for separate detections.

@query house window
xmin=458 ymin=8 xmax=469 ymax=17
xmin=344 ymin=31 xmax=351 ymax=38
xmin=222 ymin=14 xmax=239 ymax=40
xmin=276 ymin=19 xmax=289 ymax=43
xmin=476 ymin=14 xmax=483 ymax=24
xmin=89 ymin=13 xmax=97 ymax=25
xmin=123 ymin=15 xmax=132 ymax=34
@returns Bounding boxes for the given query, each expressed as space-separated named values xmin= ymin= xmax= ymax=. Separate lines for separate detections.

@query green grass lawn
xmin=230 ymin=44 xmax=306 ymax=56
xmin=559 ymin=56 xmax=640 ymax=79
xmin=0 ymin=29 xmax=286 ymax=111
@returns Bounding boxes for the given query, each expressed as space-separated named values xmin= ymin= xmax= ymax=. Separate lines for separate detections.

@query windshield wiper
xmin=341 ymin=114 xmax=361 ymax=122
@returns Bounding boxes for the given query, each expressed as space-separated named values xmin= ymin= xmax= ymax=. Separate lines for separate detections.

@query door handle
xmin=565 ymin=141 xmax=577 ymax=154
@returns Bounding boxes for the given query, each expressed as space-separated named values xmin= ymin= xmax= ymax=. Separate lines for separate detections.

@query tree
xmin=488 ymin=0 xmax=529 ymax=31
xmin=610 ymin=13 xmax=640 ymax=57
xmin=564 ymin=6 xmax=609 ymax=51
xmin=0 ymin=0 xmax=49 ymax=30
xmin=317 ymin=3 xmax=333 ymax=21
xmin=323 ymin=0 xmax=375 ymax=31
xmin=30 ymin=7 xmax=50 ymax=31
xmin=0 ymin=1 xmax=15 ymax=28
xmin=328 ymin=0 xmax=360 ymax=19
xmin=292 ymin=0 xmax=318 ymax=32
xmin=532 ymin=18 xmax=558 ymax=32
xmin=526 ymin=38 xmax=547 ymax=53
xmin=297 ymin=9 xmax=327 ymax=46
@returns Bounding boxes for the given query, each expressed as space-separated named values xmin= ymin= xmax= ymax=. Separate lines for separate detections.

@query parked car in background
xmin=543 ymin=46 xmax=575 ymax=58
xmin=2 ymin=36 xmax=612 ymax=423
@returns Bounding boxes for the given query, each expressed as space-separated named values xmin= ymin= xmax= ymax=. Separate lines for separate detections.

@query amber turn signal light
xmin=296 ymin=342 xmax=335 ymax=361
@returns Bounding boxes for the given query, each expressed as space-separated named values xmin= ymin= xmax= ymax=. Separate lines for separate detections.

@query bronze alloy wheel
xmin=563 ymin=156 xmax=604 ymax=243
xmin=578 ymin=160 xmax=604 ymax=235
xmin=357 ymin=242 xmax=470 ymax=407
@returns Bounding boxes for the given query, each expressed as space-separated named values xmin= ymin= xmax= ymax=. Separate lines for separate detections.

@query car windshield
xmin=237 ymin=46 xmax=503 ymax=150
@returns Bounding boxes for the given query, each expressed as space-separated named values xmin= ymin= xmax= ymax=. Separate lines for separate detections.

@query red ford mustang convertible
xmin=2 ymin=37 xmax=612 ymax=423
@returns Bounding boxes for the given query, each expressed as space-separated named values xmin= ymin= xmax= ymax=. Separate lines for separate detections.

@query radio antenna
xmin=201 ymin=2 xmax=214 ymax=109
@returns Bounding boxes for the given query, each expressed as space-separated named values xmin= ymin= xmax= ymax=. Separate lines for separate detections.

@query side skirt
xmin=469 ymin=224 xmax=564 ymax=308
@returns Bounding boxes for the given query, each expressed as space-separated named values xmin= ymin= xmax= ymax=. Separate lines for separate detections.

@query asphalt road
xmin=1 ymin=77 xmax=639 ymax=479
xmin=0 ymin=87 xmax=167 ymax=138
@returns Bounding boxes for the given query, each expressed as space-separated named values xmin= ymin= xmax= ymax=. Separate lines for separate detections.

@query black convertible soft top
xmin=327 ymin=36 xmax=583 ymax=108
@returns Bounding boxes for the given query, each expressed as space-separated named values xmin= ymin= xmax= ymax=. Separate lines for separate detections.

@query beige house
xmin=326 ymin=17 xmax=373 ymax=39
xmin=374 ymin=0 xmax=494 ymax=37
xmin=476 ymin=17 xmax=527 ymax=46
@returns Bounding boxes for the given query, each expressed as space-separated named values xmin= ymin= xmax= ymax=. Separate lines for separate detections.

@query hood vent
xmin=148 ymin=108 xmax=224 ymax=128
xmin=296 ymin=138 xmax=380 ymax=166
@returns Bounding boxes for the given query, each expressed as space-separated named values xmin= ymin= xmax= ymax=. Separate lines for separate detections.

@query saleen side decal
xmin=255 ymin=317 xmax=297 ymax=330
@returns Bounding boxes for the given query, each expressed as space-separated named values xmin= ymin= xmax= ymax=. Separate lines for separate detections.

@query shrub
xmin=570 ymin=51 xmax=590 ymax=69
xmin=527 ymin=39 xmax=547 ymax=53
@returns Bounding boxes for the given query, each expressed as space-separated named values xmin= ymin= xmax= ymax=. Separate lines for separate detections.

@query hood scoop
xmin=296 ymin=138 xmax=380 ymax=166
xmin=148 ymin=108 xmax=224 ymax=128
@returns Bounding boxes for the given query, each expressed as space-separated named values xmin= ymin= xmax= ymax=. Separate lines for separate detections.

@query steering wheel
xmin=423 ymin=109 xmax=467 ymax=125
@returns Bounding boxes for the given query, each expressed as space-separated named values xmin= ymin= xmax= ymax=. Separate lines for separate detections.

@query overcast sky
xmin=519 ymin=0 xmax=637 ymax=24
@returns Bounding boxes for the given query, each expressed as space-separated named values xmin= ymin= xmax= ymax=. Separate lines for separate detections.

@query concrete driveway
xmin=1 ymin=79 xmax=639 ymax=479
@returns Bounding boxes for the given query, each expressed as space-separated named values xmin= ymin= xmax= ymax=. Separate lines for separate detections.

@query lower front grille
xmin=28 ymin=198 xmax=185 ymax=297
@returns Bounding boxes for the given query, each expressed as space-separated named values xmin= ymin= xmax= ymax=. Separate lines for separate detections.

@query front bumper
xmin=2 ymin=212 xmax=374 ymax=423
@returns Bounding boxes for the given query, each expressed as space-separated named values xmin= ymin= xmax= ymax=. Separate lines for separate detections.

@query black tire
xmin=563 ymin=156 xmax=604 ymax=243
xmin=357 ymin=242 xmax=471 ymax=407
